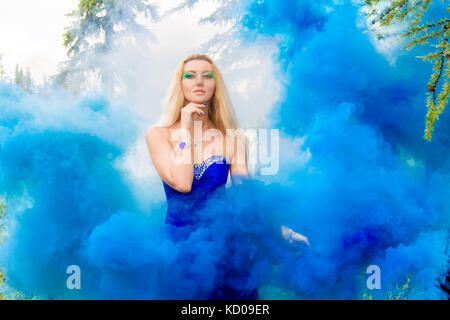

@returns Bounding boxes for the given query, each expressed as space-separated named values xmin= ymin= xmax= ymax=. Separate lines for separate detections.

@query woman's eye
xmin=183 ymin=72 xmax=194 ymax=79
xmin=183 ymin=73 xmax=213 ymax=79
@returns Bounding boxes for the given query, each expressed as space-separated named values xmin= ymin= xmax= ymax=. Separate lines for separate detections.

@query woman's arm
xmin=145 ymin=126 xmax=194 ymax=193
xmin=229 ymin=134 xmax=309 ymax=246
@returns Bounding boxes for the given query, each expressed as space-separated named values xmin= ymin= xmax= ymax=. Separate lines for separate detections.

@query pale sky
xmin=0 ymin=0 xmax=228 ymax=84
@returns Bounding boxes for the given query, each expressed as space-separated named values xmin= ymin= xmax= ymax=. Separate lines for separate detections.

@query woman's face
xmin=181 ymin=59 xmax=215 ymax=105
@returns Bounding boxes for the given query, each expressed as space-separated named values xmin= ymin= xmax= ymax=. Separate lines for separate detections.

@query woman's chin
xmin=187 ymin=96 xmax=210 ymax=104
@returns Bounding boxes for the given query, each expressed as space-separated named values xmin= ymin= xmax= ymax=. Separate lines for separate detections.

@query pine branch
xmin=364 ymin=0 xmax=449 ymax=141
xmin=424 ymin=29 xmax=449 ymax=140
xmin=403 ymin=28 xmax=446 ymax=49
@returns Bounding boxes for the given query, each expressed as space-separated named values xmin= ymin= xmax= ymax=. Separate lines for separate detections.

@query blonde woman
xmin=145 ymin=53 xmax=308 ymax=299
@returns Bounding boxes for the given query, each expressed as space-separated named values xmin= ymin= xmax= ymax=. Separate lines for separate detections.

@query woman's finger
xmin=193 ymin=107 xmax=206 ymax=116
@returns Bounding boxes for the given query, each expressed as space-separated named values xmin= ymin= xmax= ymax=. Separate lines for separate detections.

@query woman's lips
xmin=194 ymin=91 xmax=205 ymax=95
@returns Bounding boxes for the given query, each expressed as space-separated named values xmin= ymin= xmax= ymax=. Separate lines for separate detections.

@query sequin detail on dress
xmin=194 ymin=155 xmax=227 ymax=180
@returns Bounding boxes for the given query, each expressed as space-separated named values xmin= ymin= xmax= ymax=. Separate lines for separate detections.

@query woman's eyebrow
xmin=185 ymin=70 xmax=213 ymax=73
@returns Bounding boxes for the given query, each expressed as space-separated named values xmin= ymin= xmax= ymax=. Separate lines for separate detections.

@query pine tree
xmin=0 ymin=54 xmax=6 ymax=80
xmin=13 ymin=64 xmax=34 ymax=92
xmin=58 ymin=0 xmax=159 ymax=95
xmin=24 ymin=67 xmax=33 ymax=92
xmin=364 ymin=0 xmax=449 ymax=141
xmin=14 ymin=64 xmax=24 ymax=87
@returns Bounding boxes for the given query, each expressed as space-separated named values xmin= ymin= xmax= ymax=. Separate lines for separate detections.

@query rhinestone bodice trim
xmin=193 ymin=155 xmax=227 ymax=180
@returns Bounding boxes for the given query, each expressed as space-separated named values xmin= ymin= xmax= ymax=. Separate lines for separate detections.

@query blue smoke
xmin=236 ymin=0 xmax=450 ymax=299
xmin=1 ymin=0 xmax=449 ymax=300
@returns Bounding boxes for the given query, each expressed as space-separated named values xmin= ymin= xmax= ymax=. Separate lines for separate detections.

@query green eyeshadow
xmin=182 ymin=71 xmax=193 ymax=79
xmin=182 ymin=71 xmax=214 ymax=79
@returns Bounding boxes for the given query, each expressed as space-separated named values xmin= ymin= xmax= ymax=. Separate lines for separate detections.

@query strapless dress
xmin=161 ymin=155 xmax=259 ymax=299
xmin=162 ymin=155 xmax=229 ymax=228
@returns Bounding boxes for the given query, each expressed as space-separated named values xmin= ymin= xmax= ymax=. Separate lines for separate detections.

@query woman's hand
xmin=180 ymin=102 xmax=209 ymax=130
xmin=281 ymin=225 xmax=310 ymax=246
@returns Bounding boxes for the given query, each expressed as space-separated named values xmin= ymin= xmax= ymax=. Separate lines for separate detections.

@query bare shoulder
xmin=145 ymin=126 xmax=169 ymax=147
xmin=146 ymin=125 xmax=168 ymax=138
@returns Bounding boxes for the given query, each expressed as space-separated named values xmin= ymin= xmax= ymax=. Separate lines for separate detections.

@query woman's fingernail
xmin=203 ymin=111 xmax=206 ymax=115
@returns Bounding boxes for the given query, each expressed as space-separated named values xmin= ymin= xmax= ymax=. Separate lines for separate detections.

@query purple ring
xmin=179 ymin=141 xmax=186 ymax=149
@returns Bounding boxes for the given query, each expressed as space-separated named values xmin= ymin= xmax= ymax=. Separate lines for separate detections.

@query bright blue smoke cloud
xmin=0 ymin=82 xmax=304 ymax=299
xmin=0 ymin=0 xmax=449 ymax=300
xmin=0 ymin=84 xmax=145 ymax=298
xmin=236 ymin=0 xmax=450 ymax=299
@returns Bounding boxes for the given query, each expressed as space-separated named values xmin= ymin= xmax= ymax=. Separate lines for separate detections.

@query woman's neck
xmin=186 ymin=118 xmax=213 ymax=133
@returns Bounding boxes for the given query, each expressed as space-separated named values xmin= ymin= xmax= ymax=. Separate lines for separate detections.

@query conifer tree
xmin=364 ymin=0 xmax=449 ymax=141
xmin=14 ymin=64 xmax=24 ymax=87
xmin=13 ymin=64 xmax=34 ymax=92
xmin=0 ymin=54 xmax=6 ymax=80
xmin=24 ymin=67 xmax=33 ymax=92
xmin=58 ymin=0 xmax=159 ymax=95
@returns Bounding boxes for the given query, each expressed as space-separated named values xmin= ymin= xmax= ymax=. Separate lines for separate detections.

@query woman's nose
xmin=195 ymin=76 xmax=204 ymax=84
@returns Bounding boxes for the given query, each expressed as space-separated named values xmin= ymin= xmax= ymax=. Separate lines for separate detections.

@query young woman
xmin=145 ymin=53 xmax=308 ymax=299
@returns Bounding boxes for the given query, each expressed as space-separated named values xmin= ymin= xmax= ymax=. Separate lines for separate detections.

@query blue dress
xmin=162 ymin=155 xmax=259 ymax=300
